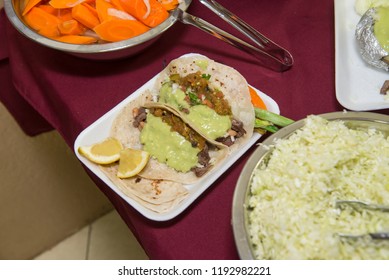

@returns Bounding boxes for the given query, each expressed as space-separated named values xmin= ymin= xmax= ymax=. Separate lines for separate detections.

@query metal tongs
xmin=172 ymin=0 xmax=293 ymax=72
xmin=335 ymin=200 xmax=389 ymax=240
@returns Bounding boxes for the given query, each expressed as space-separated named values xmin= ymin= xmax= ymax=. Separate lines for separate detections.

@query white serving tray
xmin=74 ymin=55 xmax=280 ymax=221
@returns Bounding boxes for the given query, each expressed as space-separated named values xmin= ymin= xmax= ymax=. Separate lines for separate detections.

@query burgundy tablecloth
xmin=1 ymin=0 xmax=381 ymax=259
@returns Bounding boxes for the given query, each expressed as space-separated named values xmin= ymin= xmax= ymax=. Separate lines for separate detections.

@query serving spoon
xmin=172 ymin=0 xmax=293 ymax=72
xmin=338 ymin=232 xmax=389 ymax=240
xmin=335 ymin=200 xmax=389 ymax=240
xmin=335 ymin=200 xmax=389 ymax=212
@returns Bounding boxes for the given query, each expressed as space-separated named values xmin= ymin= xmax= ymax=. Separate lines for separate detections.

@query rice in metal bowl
xmin=247 ymin=114 xmax=389 ymax=259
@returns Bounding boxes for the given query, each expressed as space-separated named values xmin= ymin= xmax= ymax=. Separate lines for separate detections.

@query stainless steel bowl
xmin=232 ymin=111 xmax=389 ymax=260
xmin=4 ymin=0 xmax=191 ymax=60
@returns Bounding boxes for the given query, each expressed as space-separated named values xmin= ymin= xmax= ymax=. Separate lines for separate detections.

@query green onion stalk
xmin=254 ymin=108 xmax=294 ymax=133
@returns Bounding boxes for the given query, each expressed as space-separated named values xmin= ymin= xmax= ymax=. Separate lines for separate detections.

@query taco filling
xmin=133 ymin=107 xmax=212 ymax=177
xmin=157 ymin=71 xmax=246 ymax=146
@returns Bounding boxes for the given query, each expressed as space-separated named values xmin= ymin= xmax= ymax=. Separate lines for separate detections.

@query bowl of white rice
xmin=232 ymin=111 xmax=389 ymax=260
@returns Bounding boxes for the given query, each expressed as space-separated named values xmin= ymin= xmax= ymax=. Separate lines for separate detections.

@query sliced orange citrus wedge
xmin=117 ymin=148 xmax=150 ymax=178
xmin=78 ymin=137 xmax=123 ymax=164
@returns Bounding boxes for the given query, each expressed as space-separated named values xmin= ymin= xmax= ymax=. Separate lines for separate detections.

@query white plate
xmin=74 ymin=56 xmax=280 ymax=221
xmin=335 ymin=0 xmax=389 ymax=111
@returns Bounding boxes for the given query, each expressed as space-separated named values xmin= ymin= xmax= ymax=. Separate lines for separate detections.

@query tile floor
xmin=34 ymin=210 xmax=149 ymax=260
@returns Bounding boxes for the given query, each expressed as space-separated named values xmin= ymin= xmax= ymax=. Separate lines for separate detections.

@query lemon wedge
xmin=117 ymin=148 xmax=150 ymax=178
xmin=78 ymin=138 xmax=123 ymax=164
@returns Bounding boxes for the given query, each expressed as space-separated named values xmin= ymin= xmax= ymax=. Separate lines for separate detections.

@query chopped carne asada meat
xmin=191 ymin=164 xmax=211 ymax=177
xmin=180 ymin=108 xmax=190 ymax=114
xmin=197 ymin=144 xmax=210 ymax=166
xmin=191 ymin=144 xmax=212 ymax=177
xmin=215 ymin=119 xmax=246 ymax=146
xmin=133 ymin=107 xmax=147 ymax=128
xmin=215 ymin=135 xmax=234 ymax=147
xmin=231 ymin=119 xmax=246 ymax=138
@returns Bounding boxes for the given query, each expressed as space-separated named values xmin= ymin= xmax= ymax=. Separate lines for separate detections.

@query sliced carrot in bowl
xmin=37 ymin=4 xmax=57 ymax=15
xmin=119 ymin=0 xmax=169 ymax=27
xmin=93 ymin=18 xmax=150 ymax=42
xmin=95 ymin=0 xmax=114 ymax=22
xmin=56 ymin=34 xmax=98 ymax=44
xmin=72 ymin=3 xmax=100 ymax=29
xmin=24 ymin=7 xmax=61 ymax=38
xmin=22 ymin=0 xmax=43 ymax=16
xmin=158 ymin=0 xmax=179 ymax=11
xmin=49 ymin=0 xmax=87 ymax=9
xmin=58 ymin=19 xmax=85 ymax=35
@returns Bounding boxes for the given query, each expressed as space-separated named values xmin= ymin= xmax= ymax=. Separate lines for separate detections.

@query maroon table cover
xmin=2 ymin=0 xmax=387 ymax=259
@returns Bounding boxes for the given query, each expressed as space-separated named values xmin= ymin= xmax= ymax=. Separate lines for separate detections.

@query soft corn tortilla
xmin=153 ymin=54 xmax=255 ymax=152
xmin=100 ymin=164 xmax=188 ymax=213
xmin=107 ymin=90 xmax=227 ymax=184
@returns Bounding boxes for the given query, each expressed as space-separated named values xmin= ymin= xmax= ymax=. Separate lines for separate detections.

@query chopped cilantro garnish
xmin=201 ymin=74 xmax=211 ymax=80
xmin=188 ymin=92 xmax=202 ymax=105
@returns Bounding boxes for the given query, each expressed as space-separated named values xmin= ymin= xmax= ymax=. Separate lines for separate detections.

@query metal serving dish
xmin=4 ymin=0 xmax=191 ymax=60
xmin=232 ymin=111 xmax=389 ymax=260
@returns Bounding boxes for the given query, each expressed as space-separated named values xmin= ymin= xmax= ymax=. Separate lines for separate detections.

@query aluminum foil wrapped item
xmin=355 ymin=7 xmax=389 ymax=71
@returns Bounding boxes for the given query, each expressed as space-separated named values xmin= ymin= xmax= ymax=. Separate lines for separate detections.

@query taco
xmin=105 ymin=90 xmax=227 ymax=184
xmin=151 ymin=54 xmax=255 ymax=151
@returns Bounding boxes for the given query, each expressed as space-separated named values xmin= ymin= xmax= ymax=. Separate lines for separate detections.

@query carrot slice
xmin=143 ymin=0 xmax=169 ymax=27
xmin=158 ymin=0 xmax=179 ymax=11
xmin=22 ymin=0 xmax=43 ymax=16
xmin=37 ymin=4 xmax=57 ymax=15
xmin=93 ymin=18 xmax=150 ymax=42
xmin=23 ymin=7 xmax=61 ymax=38
xmin=105 ymin=8 xmax=136 ymax=20
xmin=72 ymin=3 xmax=100 ymax=29
xmin=58 ymin=19 xmax=85 ymax=35
xmin=95 ymin=0 xmax=115 ymax=22
xmin=49 ymin=0 xmax=87 ymax=9
xmin=81 ymin=2 xmax=100 ymax=20
xmin=57 ymin=8 xmax=74 ymax=21
xmin=110 ymin=0 xmax=126 ymax=11
xmin=55 ymin=34 xmax=98 ymax=44
xmin=118 ymin=0 xmax=143 ymax=19
xmin=119 ymin=0 xmax=169 ymax=27
xmin=249 ymin=86 xmax=267 ymax=110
